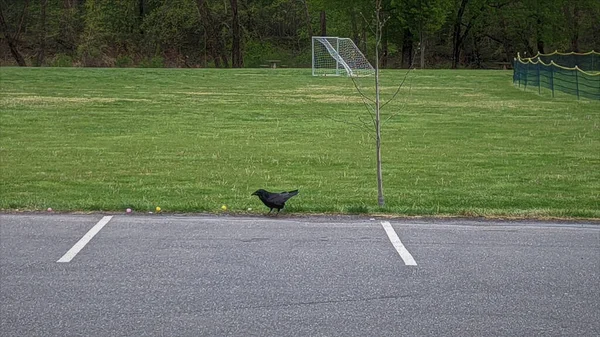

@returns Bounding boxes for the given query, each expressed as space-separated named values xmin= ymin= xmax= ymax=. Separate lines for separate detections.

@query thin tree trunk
xmin=375 ymin=0 xmax=384 ymax=207
xmin=535 ymin=17 xmax=544 ymax=54
xmin=570 ymin=16 xmax=579 ymax=53
xmin=361 ymin=22 xmax=367 ymax=57
xmin=4 ymin=39 xmax=26 ymax=66
xmin=59 ymin=0 xmax=78 ymax=54
xmin=452 ymin=0 xmax=485 ymax=68
xmin=570 ymin=34 xmax=579 ymax=52
xmin=0 ymin=0 xmax=29 ymax=66
xmin=452 ymin=0 xmax=469 ymax=69
xmin=138 ymin=0 xmax=145 ymax=17
xmin=301 ymin=0 xmax=313 ymax=37
xmin=381 ymin=23 xmax=388 ymax=68
xmin=401 ymin=28 xmax=413 ymax=68
xmin=419 ymin=29 xmax=425 ymax=69
xmin=197 ymin=0 xmax=227 ymax=67
xmin=495 ymin=13 xmax=512 ymax=62
xmin=350 ymin=9 xmax=359 ymax=43
xmin=230 ymin=0 xmax=242 ymax=67
xmin=564 ymin=3 xmax=580 ymax=52
xmin=536 ymin=40 xmax=545 ymax=54
xmin=217 ymin=27 xmax=229 ymax=68
xmin=375 ymin=74 xmax=384 ymax=207
xmin=319 ymin=11 xmax=326 ymax=36
xmin=35 ymin=0 xmax=49 ymax=67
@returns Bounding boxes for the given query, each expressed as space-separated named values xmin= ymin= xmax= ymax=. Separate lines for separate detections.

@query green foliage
xmin=242 ymin=37 xmax=312 ymax=68
xmin=244 ymin=40 xmax=309 ymax=67
xmin=138 ymin=55 xmax=164 ymax=68
xmin=244 ymin=41 xmax=276 ymax=68
xmin=115 ymin=55 xmax=134 ymax=68
xmin=140 ymin=0 xmax=200 ymax=53
xmin=50 ymin=54 xmax=73 ymax=67
xmin=395 ymin=0 xmax=452 ymax=34
xmin=76 ymin=0 xmax=142 ymax=66
xmin=76 ymin=41 xmax=105 ymax=67
xmin=0 ymin=0 xmax=598 ymax=67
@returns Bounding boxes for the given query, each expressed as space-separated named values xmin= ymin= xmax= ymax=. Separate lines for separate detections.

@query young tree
xmin=374 ymin=0 xmax=384 ymax=206
xmin=344 ymin=0 xmax=414 ymax=207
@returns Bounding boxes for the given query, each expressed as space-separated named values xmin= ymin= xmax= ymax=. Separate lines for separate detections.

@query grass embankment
xmin=1 ymin=67 xmax=598 ymax=218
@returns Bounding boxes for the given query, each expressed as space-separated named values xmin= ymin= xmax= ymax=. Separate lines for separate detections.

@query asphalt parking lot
xmin=1 ymin=214 xmax=598 ymax=336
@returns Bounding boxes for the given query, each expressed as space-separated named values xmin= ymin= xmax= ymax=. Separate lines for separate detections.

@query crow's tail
xmin=287 ymin=189 xmax=299 ymax=196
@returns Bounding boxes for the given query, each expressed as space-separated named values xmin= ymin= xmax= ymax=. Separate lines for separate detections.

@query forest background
xmin=1 ymin=0 xmax=599 ymax=69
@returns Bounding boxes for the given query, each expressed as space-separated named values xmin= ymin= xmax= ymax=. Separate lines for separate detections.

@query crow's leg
xmin=268 ymin=208 xmax=273 ymax=214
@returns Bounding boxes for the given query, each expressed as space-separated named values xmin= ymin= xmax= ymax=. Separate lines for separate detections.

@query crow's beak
xmin=251 ymin=192 xmax=257 ymax=196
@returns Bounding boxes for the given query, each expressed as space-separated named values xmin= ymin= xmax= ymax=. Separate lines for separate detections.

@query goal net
xmin=312 ymin=36 xmax=375 ymax=77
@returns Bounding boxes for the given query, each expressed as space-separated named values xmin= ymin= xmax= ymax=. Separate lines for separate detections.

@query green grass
xmin=1 ymin=67 xmax=599 ymax=218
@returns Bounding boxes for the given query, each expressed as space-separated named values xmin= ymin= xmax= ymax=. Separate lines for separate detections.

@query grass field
xmin=1 ymin=67 xmax=598 ymax=218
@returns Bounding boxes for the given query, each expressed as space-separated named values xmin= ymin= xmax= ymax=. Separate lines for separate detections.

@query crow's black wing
xmin=265 ymin=190 xmax=298 ymax=206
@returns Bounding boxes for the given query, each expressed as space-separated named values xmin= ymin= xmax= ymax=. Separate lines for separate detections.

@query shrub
xmin=115 ymin=55 xmax=134 ymax=68
xmin=139 ymin=55 xmax=164 ymax=68
xmin=51 ymin=54 xmax=73 ymax=67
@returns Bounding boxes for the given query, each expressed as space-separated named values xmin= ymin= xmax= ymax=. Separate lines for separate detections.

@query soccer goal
xmin=312 ymin=36 xmax=375 ymax=77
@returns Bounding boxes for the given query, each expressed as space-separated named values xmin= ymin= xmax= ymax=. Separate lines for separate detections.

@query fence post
xmin=513 ymin=58 xmax=517 ymax=86
xmin=524 ymin=63 xmax=528 ymax=90
xmin=575 ymin=68 xmax=580 ymax=100
xmin=550 ymin=64 xmax=555 ymax=98
xmin=517 ymin=60 xmax=521 ymax=88
xmin=537 ymin=62 xmax=541 ymax=95
xmin=515 ymin=61 xmax=523 ymax=89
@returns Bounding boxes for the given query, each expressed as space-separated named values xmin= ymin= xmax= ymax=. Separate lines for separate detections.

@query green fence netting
xmin=513 ymin=51 xmax=600 ymax=100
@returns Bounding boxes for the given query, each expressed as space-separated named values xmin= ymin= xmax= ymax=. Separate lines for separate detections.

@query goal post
xmin=312 ymin=36 xmax=374 ymax=77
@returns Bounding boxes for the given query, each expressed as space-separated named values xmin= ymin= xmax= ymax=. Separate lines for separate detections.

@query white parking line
xmin=57 ymin=216 xmax=113 ymax=263
xmin=381 ymin=221 xmax=417 ymax=266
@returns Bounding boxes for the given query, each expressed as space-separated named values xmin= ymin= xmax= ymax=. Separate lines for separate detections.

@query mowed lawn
xmin=1 ymin=67 xmax=598 ymax=218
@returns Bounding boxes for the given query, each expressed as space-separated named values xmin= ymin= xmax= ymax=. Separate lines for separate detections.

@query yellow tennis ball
xmin=155 ymin=206 xmax=161 ymax=212
xmin=221 ymin=205 xmax=227 ymax=211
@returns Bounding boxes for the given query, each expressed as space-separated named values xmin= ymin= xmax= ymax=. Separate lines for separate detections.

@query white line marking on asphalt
xmin=57 ymin=216 xmax=113 ymax=263
xmin=381 ymin=221 xmax=417 ymax=266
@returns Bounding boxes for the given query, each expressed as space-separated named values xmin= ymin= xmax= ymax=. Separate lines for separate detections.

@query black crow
xmin=251 ymin=189 xmax=298 ymax=214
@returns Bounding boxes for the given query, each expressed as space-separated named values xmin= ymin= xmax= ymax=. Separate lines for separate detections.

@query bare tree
xmin=374 ymin=0 xmax=384 ymax=206
xmin=342 ymin=0 xmax=415 ymax=207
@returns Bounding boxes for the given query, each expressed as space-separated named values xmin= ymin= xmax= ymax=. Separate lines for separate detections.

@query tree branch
xmin=15 ymin=0 xmax=30 ymax=40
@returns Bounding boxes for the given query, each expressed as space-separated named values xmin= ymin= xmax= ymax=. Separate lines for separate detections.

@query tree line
xmin=1 ymin=0 xmax=598 ymax=68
